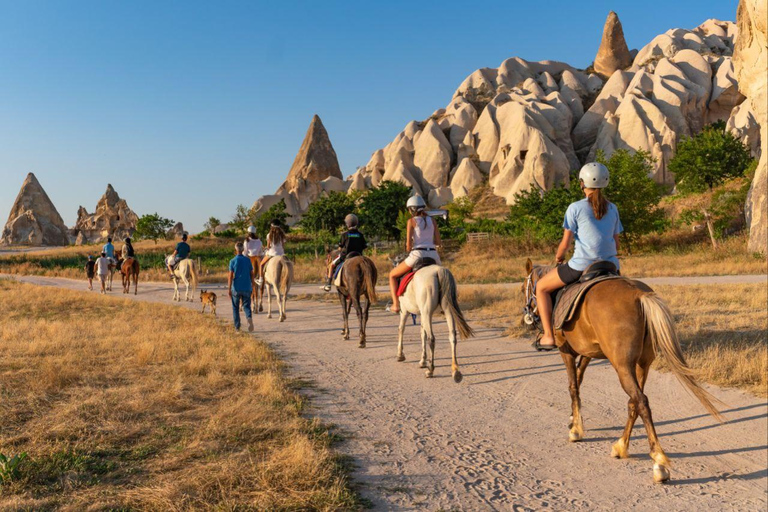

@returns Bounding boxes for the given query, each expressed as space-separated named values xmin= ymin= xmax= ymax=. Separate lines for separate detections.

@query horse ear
xmin=525 ymin=258 xmax=533 ymax=274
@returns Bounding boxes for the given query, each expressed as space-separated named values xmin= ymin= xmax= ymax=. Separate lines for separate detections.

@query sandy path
xmin=4 ymin=274 xmax=767 ymax=511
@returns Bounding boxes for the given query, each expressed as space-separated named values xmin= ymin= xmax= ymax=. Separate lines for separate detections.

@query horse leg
xmin=443 ymin=304 xmax=462 ymax=383
xmin=173 ymin=278 xmax=180 ymax=301
xmin=611 ymin=361 xmax=650 ymax=459
xmin=339 ymin=292 xmax=349 ymax=339
xmin=418 ymin=322 xmax=428 ymax=369
xmin=352 ymin=295 xmax=365 ymax=348
xmin=280 ymin=285 xmax=288 ymax=321
xmin=423 ymin=316 xmax=436 ymax=378
xmin=562 ymin=352 xmax=584 ymax=442
xmin=266 ymin=284 xmax=273 ymax=319
xmin=134 ymin=272 xmax=138 ymax=295
xmin=396 ymin=311 xmax=407 ymax=362
xmin=576 ymin=355 xmax=591 ymax=387
xmin=615 ymin=364 xmax=670 ymax=482
xmin=362 ymin=292 xmax=371 ymax=348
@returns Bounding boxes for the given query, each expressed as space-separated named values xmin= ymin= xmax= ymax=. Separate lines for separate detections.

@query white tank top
xmin=244 ymin=238 xmax=263 ymax=257
xmin=412 ymin=216 xmax=435 ymax=249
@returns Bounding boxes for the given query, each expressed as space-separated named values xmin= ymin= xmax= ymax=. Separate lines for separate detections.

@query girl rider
xmin=389 ymin=195 xmax=441 ymax=313
xmin=534 ymin=162 xmax=623 ymax=351
xmin=256 ymin=220 xmax=285 ymax=287
xmin=244 ymin=225 xmax=264 ymax=277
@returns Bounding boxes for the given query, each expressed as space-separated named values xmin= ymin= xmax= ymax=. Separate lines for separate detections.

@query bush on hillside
xmin=669 ymin=121 xmax=753 ymax=193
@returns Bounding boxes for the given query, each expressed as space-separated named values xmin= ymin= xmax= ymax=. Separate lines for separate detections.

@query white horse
xmin=396 ymin=265 xmax=474 ymax=383
xmin=166 ymin=257 xmax=198 ymax=302
xmin=259 ymin=255 xmax=293 ymax=322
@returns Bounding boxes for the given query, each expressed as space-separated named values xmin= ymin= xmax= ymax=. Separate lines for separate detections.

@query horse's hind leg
xmin=339 ymin=292 xmax=350 ymax=339
xmin=266 ymin=285 xmax=273 ymax=319
xmin=423 ymin=316 xmax=436 ymax=378
xmin=396 ymin=311 xmax=407 ymax=362
xmin=615 ymin=364 xmax=670 ymax=482
xmin=361 ymin=293 xmax=371 ymax=348
xmin=562 ymin=352 xmax=584 ymax=442
xmin=352 ymin=296 xmax=365 ymax=348
xmin=443 ymin=306 xmax=462 ymax=383
xmin=611 ymin=361 xmax=649 ymax=459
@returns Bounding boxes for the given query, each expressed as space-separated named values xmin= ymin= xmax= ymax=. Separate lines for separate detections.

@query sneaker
xmin=247 ymin=318 xmax=254 ymax=332
xmin=323 ymin=284 xmax=332 ymax=292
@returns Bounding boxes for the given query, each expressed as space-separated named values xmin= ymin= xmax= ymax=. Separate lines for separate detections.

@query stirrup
xmin=323 ymin=284 xmax=332 ymax=292
xmin=533 ymin=335 xmax=557 ymax=352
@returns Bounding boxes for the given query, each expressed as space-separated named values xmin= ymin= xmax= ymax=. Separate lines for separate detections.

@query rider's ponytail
xmin=588 ymin=189 xmax=608 ymax=220
xmin=269 ymin=225 xmax=285 ymax=247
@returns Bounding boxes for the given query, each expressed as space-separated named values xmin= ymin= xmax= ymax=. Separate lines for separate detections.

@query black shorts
xmin=557 ymin=264 xmax=583 ymax=285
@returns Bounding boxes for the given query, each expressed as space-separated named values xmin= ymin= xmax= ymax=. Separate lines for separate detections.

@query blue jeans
xmin=231 ymin=290 xmax=252 ymax=330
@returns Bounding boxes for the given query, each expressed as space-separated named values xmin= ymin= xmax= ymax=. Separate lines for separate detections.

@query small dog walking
xmin=200 ymin=290 xmax=217 ymax=315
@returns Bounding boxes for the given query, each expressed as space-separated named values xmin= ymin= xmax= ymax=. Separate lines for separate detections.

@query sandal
xmin=533 ymin=335 xmax=557 ymax=352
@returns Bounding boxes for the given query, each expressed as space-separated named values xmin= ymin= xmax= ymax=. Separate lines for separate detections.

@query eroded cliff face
xmin=1 ymin=173 xmax=70 ymax=246
xmin=73 ymin=184 xmax=139 ymax=245
xmin=733 ymin=0 xmax=767 ymax=254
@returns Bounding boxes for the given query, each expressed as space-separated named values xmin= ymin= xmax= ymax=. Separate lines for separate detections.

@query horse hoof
xmin=453 ymin=371 xmax=463 ymax=384
xmin=397 ymin=355 xmax=405 ymax=362
xmin=611 ymin=441 xmax=628 ymax=459
xmin=419 ymin=362 xmax=428 ymax=369
xmin=425 ymin=370 xmax=433 ymax=378
xmin=358 ymin=342 xmax=365 ymax=349
xmin=653 ymin=463 xmax=670 ymax=483
xmin=267 ymin=315 xmax=272 ymax=319
xmin=569 ymin=431 xmax=583 ymax=443
xmin=279 ymin=317 xmax=285 ymax=323
xmin=259 ymin=306 xmax=263 ymax=312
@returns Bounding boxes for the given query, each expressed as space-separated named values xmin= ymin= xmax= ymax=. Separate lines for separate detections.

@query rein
xmin=523 ymin=267 xmax=544 ymax=332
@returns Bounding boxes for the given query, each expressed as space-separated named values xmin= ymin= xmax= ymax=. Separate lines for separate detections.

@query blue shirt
xmin=102 ymin=242 xmax=114 ymax=258
xmin=563 ymin=199 xmax=623 ymax=271
xmin=229 ymin=255 xmax=253 ymax=293
xmin=175 ymin=242 xmax=191 ymax=259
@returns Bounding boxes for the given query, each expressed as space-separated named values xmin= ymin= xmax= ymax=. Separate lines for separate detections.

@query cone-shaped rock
xmin=1 ymin=173 xmax=70 ymax=246
xmin=73 ymin=184 xmax=139 ymax=245
xmin=281 ymin=114 xmax=343 ymax=192
xmin=594 ymin=12 xmax=632 ymax=78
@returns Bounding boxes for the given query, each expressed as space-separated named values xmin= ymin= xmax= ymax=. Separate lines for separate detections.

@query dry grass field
xmin=459 ymin=282 xmax=768 ymax=396
xmin=0 ymin=280 xmax=358 ymax=510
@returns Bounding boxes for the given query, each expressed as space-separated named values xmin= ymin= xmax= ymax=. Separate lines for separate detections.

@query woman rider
xmin=534 ymin=162 xmax=623 ymax=351
xmin=256 ymin=220 xmax=285 ymax=287
xmin=389 ymin=195 xmax=441 ymax=313
xmin=244 ymin=225 xmax=264 ymax=279
xmin=121 ymin=237 xmax=135 ymax=259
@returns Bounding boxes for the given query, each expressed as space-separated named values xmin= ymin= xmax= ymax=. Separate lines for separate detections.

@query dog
xmin=200 ymin=290 xmax=217 ymax=315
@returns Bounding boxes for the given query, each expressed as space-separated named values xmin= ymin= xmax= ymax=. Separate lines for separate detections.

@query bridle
xmin=523 ymin=267 xmax=544 ymax=332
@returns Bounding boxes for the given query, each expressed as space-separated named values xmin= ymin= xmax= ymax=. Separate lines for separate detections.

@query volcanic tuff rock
xmin=732 ymin=0 xmax=767 ymax=254
xmin=1 ymin=173 xmax=69 ymax=246
xmin=251 ymin=115 xmax=346 ymax=224
xmin=594 ymin=11 xmax=632 ymax=78
xmin=73 ymin=184 xmax=139 ymax=245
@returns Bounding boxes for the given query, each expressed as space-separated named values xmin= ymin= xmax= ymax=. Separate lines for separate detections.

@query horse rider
xmin=324 ymin=213 xmax=368 ymax=292
xmin=168 ymin=232 xmax=191 ymax=277
xmin=102 ymin=237 xmax=116 ymax=266
xmin=388 ymin=195 xmax=442 ymax=313
xmin=256 ymin=220 xmax=285 ymax=287
xmin=533 ymin=162 xmax=624 ymax=351
xmin=244 ymin=225 xmax=264 ymax=275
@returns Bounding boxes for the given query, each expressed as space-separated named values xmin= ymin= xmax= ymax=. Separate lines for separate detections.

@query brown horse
xmin=523 ymin=259 xmax=723 ymax=483
xmin=327 ymin=249 xmax=378 ymax=348
xmin=249 ymin=256 xmax=263 ymax=314
xmin=119 ymin=256 xmax=139 ymax=295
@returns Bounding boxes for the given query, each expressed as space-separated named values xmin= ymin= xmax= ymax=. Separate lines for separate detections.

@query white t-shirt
xmin=266 ymin=233 xmax=285 ymax=256
xmin=96 ymin=257 xmax=111 ymax=275
xmin=244 ymin=238 xmax=264 ymax=257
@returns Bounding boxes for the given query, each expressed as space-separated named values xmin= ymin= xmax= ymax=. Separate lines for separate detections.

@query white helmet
xmin=247 ymin=225 xmax=257 ymax=234
xmin=578 ymin=162 xmax=609 ymax=189
xmin=406 ymin=195 xmax=426 ymax=210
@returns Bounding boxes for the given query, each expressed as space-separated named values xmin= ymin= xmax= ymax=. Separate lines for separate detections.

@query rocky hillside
xmin=0 ymin=173 xmax=70 ymax=246
xmin=73 ymin=184 xmax=139 ymax=245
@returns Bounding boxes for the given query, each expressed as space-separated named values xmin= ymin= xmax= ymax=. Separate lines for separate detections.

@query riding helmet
xmin=578 ymin=162 xmax=609 ymax=189
xmin=406 ymin=195 xmax=427 ymax=210
xmin=344 ymin=214 xmax=359 ymax=228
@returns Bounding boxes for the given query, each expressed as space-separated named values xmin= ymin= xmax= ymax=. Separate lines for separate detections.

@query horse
xmin=166 ymin=257 xmax=198 ymax=302
xmin=258 ymin=255 xmax=293 ymax=321
xmin=394 ymin=261 xmax=474 ymax=383
xmin=522 ymin=259 xmax=723 ymax=483
xmin=118 ymin=255 xmax=140 ymax=295
xmin=249 ymin=255 xmax=263 ymax=314
xmin=327 ymin=249 xmax=378 ymax=348
xmin=106 ymin=250 xmax=119 ymax=291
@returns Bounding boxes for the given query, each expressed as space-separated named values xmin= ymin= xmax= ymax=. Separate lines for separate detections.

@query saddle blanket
xmin=333 ymin=261 xmax=345 ymax=287
xmin=553 ymin=275 xmax=624 ymax=330
xmin=397 ymin=272 xmax=416 ymax=297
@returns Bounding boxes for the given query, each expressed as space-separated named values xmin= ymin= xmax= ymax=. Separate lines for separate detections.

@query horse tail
xmin=279 ymin=257 xmax=292 ymax=295
xmin=640 ymin=293 xmax=724 ymax=422
xmin=189 ymin=259 xmax=198 ymax=291
xmin=437 ymin=267 xmax=474 ymax=339
xmin=362 ymin=257 xmax=378 ymax=303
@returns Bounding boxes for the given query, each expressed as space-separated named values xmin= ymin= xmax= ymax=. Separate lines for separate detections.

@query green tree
xmin=204 ymin=216 xmax=220 ymax=237
xmin=669 ymin=121 xmax=752 ymax=193
xmin=134 ymin=213 xmax=174 ymax=244
xmin=300 ymin=192 xmax=357 ymax=234
xmin=357 ymin=181 xmax=412 ymax=240
xmin=230 ymin=204 xmax=251 ymax=234
xmin=254 ymin=199 xmax=290 ymax=239
xmin=508 ymin=179 xmax=582 ymax=241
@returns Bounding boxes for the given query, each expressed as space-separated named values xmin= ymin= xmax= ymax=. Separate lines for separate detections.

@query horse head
xmin=389 ymin=254 xmax=407 ymax=268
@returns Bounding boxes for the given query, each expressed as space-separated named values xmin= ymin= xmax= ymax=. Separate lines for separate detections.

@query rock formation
xmin=732 ymin=0 xmax=767 ymax=254
xmin=594 ymin=11 xmax=632 ymax=78
xmin=73 ymin=184 xmax=138 ymax=245
xmin=251 ymin=115 xmax=346 ymax=223
xmin=167 ymin=222 xmax=185 ymax=239
xmin=1 ymin=173 xmax=69 ymax=246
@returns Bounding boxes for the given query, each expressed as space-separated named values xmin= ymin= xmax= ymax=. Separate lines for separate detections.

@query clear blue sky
xmin=0 ymin=0 xmax=737 ymax=233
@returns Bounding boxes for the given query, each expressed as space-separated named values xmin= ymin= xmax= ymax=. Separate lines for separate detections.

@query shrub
xmin=300 ymin=192 xmax=357 ymax=234
xmin=254 ymin=200 xmax=290 ymax=239
xmin=670 ymin=121 xmax=753 ymax=193
xmin=357 ymin=181 xmax=412 ymax=240
xmin=230 ymin=205 xmax=251 ymax=234
xmin=134 ymin=213 xmax=174 ymax=244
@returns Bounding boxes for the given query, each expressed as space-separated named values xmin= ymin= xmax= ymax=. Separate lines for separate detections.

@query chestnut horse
xmin=523 ymin=259 xmax=723 ymax=483
xmin=119 ymin=256 xmax=139 ymax=295
xmin=249 ymin=256 xmax=263 ymax=314
xmin=327 ymin=249 xmax=378 ymax=348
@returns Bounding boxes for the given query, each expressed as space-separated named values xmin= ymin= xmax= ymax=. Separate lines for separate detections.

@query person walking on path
xmin=228 ymin=241 xmax=254 ymax=332
xmin=95 ymin=252 xmax=111 ymax=294
xmin=85 ymin=255 xmax=96 ymax=290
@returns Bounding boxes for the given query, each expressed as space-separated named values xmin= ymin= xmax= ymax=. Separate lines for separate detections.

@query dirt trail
xmin=5 ymin=274 xmax=767 ymax=511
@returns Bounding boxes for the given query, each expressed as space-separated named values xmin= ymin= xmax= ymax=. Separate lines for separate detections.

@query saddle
xmin=552 ymin=261 xmax=621 ymax=330
xmin=396 ymin=258 xmax=437 ymax=297
xmin=333 ymin=252 xmax=363 ymax=287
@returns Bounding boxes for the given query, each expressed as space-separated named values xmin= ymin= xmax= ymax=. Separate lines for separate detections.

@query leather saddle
xmin=397 ymin=257 xmax=437 ymax=296
xmin=552 ymin=261 xmax=622 ymax=330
